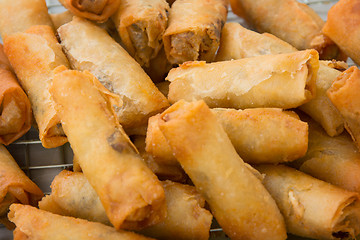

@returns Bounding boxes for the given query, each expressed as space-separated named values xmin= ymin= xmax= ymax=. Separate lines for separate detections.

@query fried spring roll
xmin=256 ymin=164 xmax=360 ymax=240
xmin=0 ymin=0 xmax=53 ymax=38
xmin=163 ymin=0 xmax=228 ymax=65
xmin=58 ymin=0 xmax=121 ymax=23
xmin=0 ymin=44 xmax=32 ymax=145
xmin=167 ymin=50 xmax=318 ymax=109
xmin=9 ymin=204 xmax=155 ymax=240
xmin=322 ymin=0 xmax=360 ymax=66
xmin=229 ymin=0 xmax=343 ymax=60
xmin=327 ymin=66 xmax=360 ymax=150
xmin=50 ymin=68 xmax=166 ymax=230
xmin=50 ymin=11 xmax=74 ymax=30
xmin=3 ymin=25 xmax=70 ymax=148
xmin=293 ymin=117 xmax=360 ymax=194
xmin=112 ymin=0 xmax=170 ymax=67
xmin=0 ymin=145 xmax=43 ymax=228
xmin=58 ymin=17 xmax=169 ymax=130
xmin=157 ymin=100 xmax=287 ymax=240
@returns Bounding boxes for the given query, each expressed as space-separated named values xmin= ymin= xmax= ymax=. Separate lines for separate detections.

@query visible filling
xmin=75 ymin=0 xmax=107 ymax=14
xmin=128 ymin=23 xmax=154 ymax=66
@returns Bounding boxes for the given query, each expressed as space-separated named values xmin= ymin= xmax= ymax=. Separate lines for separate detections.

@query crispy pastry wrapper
xmin=0 ymin=45 xmax=32 ymax=145
xmin=163 ymin=0 xmax=228 ymax=65
xmin=58 ymin=17 xmax=169 ymax=130
xmin=9 ymin=204 xmax=155 ymax=240
xmin=327 ymin=66 xmax=360 ymax=150
xmin=293 ymin=117 xmax=360 ymax=194
xmin=50 ymin=68 xmax=166 ymax=230
xmin=0 ymin=145 xmax=43 ymax=228
xmin=322 ymin=0 xmax=360 ymax=66
xmin=57 ymin=0 xmax=121 ymax=23
xmin=167 ymin=50 xmax=318 ymax=109
xmin=229 ymin=0 xmax=343 ymax=60
xmin=0 ymin=0 xmax=53 ymax=38
xmin=112 ymin=0 xmax=170 ymax=67
xmin=256 ymin=164 xmax=360 ymax=240
xmin=3 ymin=25 xmax=69 ymax=148
xmin=157 ymin=100 xmax=287 ymax=240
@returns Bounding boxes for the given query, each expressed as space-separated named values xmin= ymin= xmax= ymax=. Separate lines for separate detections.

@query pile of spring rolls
xmin=0 ymin=0 xmax=360 ymax=239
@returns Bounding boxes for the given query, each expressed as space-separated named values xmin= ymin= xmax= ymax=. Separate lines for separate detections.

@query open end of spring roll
xmin=8 ymin=204 xmax=155 ymax=240
xmin=167 ymin=50 xmax=318 ymax=109
xmin=322 ymin=0 xmax=360 ymax=66
xmin=256 ymin=164 xmax=360 ymax=240
xmin=58 ymin=0 xmax=121 ymax=23
xmin=163 ymin=0 xmax=228 ymax=65
xmin=327 ymin=66 xmax=360 ymax=151
xmin=50 ymin=68 xmax=166 ymax=230
xmin=0 ymin=145 xmax=43 ymax=228
xmin=112 ymin=0 xmax=170 ymax=67
xmin=0 ymin=0 xmax=54 ymax=38
xmin=157 ymin=100 xmax=287 ymax=240
xmin=3 ymin=25 xmax=70 ymax=148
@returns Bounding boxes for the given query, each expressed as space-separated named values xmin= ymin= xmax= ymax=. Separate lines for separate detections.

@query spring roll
xmin=256 ymin=164 xmax=360 ymax=240
xmin=50 ymin=68 xmax=166 ymax=230
xmin=167 ymin=50 xmax=318 ymax=109
xmin=58 ymin=17 xmax=169 ymax=130
xmin=293 ymin=117 xmax=360 ymax=194
xmin=327 ymin=66 xmax=360 ymax=150
xmin=0 ymin=0 xmax=53 ymax=38
xmin=157 ymin=100 xmax=287 ymax=240
xmin=0 ymin=44 xmax=32 ymax=145
xmin=322 ymin=0 xmax=360 ymax=66
xmin=9 ymin=204 xmax=155 ymax=240
xmin=112 ymin=0 xmax=170 ymax=67
xmin=163 ymin=0 xmax=228 ymax=65
xmin=50 ymin=11 xmax=74 ymax=30
xmin=229 ymin=0 xmax=343 ymax=60
xmin=0 ymin=145 xmax=43 ymax=228
xmin=57 ymin=0 xmax=121 ymax=23
xmin=3 ymin=25 xmax=70 ymax=148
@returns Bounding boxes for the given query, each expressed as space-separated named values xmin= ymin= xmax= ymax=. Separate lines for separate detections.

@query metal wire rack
xmin=0 ymin=0 xmax=346 ymax=239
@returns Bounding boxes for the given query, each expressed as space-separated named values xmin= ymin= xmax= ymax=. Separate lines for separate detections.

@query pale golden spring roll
xmin=163 ymin=0 xmax=228 ymax=65
xmin=58 ymin=17 xmax=169 ymax=130
xmin=0 ymin=44 xmax=32 ymax=145
xmin=256 ymin=164 xmax=360 ymax=240
xmin=327 ymin=66 xmax=360 ymax=150
xmin=9 ymin=204 xmax=155 ymax=240
xmin=0 ymin=145 xmax=43 ymax=228
xmin=157 ymin=100 xmax=287 ymax=240
xmin=50 ymin=11 xmax=74 ymax=30
xmin=293 ymin=117 xmax=360 ymax=194
xmin=229 ymin=0 xmax=344 ymax=60
xmin=50 ymin=68 xmax=166 ymax=230
xmin=167 ymin=50 xmax=318 ymax=109
xmin=112 ymin=0 xmax=170 ymax=67
xmin=0 ymin=0 xmax=53 ymax=38
xmin=322 ymin=0 xmax=360 ymax=66
xmin=58 ymin=0 xmax=121 ymax=23
xmin=3 ymin=25 xmax=70 ymax=148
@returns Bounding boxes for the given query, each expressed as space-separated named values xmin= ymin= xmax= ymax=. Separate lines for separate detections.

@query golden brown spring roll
xmin=157 ymin=100 xmax=287 ymax=240
xmin=167 ymin=50 xmax=318 ymax=109
xmin=50 ymin=11 xmax=74 ymax=30
xmin=0 ymin=145 xmax=43 ymax=228
xmin=3 ymin=25 xmax=70 ymax=148
xmin=112 ymin=0 xmax=170 ymax=67
xmin=9 ymin=204 xmax=155 ymax=240
xmin=58 ymin=0 xmax=121 ymax=23
xmin=229 ymin=0 xmax=343 ymax=60
xmin=322 ymin=0 xmax=360 ymax=66
xmin=293 ymin=117 xmax=360 ymax=194
xmin=163 ymin=0 xmax=228 ymax=65
xmin=0 ymin=44 xmax=32 ymax=145
xmin=0 ymin=0 xmax=53 ymax=38
xmin=327 ymin=66 xmax=360 ymax=150
xmin=58 ymin=17 xmax=169 ymax=130
xmin=50 ymin=68 xmax=166 ymax=230
xmin=256 ymin=164 xmax=360 ymax=240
